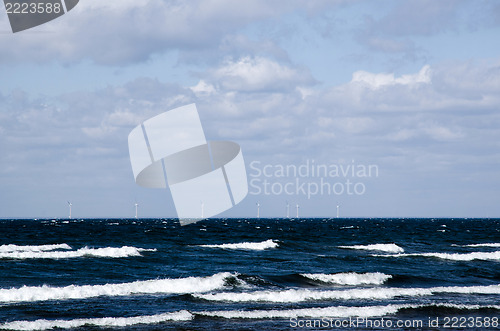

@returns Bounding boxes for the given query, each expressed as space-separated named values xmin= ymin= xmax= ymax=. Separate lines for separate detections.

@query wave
xmin=194 ymin=284 xmax=500 ymax=303
xmin=0 ymin=246 xmax=156 ymax=260
xmin=401 ymin=303 xmax=500 ymax=312
xmin=199 ymin=304 xmax=500 ymax=320
xmin=432 ymin=284 xmax=500 ymax=294
xmin=464 ymin=243 xmax=500 ymax=248
xmin=376 ymin=251 xmax=500 ymax=261
xmin=0 ymin=311 xmax=193 ymax=331
xmin=199 ymin=304 xmax=402 ymax=319
xmin=194 ymin=288 xmax=431 ymax=303
xmin=300 ymin=272 xmax=391 ymax=285
xmin=198 ymin=239 xmax=278 ymax=250
xmin=338 ymin=243 xmax=404 ymax=253
xmin=0 ymin=272 xmax=235 ymax=304
xmin=200 ymin=303 xmax=500 ymax=320
xmin=4 ymin=304 xmax=500 ymax=329
xmin=0 ymin=244 xmax=71 ymax=253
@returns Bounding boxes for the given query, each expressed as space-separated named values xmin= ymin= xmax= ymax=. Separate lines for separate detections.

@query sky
xmin=1 ymin=0 xmax=500 ymax=219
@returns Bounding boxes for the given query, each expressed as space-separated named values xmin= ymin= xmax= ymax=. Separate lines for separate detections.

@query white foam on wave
xmin=0 ymin=272 xmax=234 ymax=304
xmin=0 ymin=310 xmax=193 ymax=331
xmin=433 ymin=284 xmax=500 ymax=295
xmin=0 ymin=246 xmax=156 ymax=260
xmin=4 ymin=304 xmax=500 ymax=330
xmin=198 ymin=239 xmax=278 ymax=250
xmin=338 ymin=243 xmax=404 ymax=253
xmin=194 ymin=284 xmax=500 ymax=303
xmin=464 ymin=243 xmax=500 ymax=248
xmin=195 ymin=287 xmax=430 ymax=303
xmin=301 ymin=272 xmax=391 ymax=285
xmin=412 ymin=303 xmax=500 ymax=310
xmin=199 ymin=304 xmax=403 ymax=319
xmin=198 ymin=303 xmax=500 ymax=319
xmin=0 ymin=244 xmax=71 ymax=253
xmin=377 ymin=251 xmax=500 ymax=261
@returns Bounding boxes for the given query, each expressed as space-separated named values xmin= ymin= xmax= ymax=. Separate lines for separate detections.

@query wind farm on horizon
xmin=58 ymin=200 xmax=342 ymax=220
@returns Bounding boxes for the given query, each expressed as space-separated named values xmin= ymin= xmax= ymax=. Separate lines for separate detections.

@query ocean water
xmin=0 ymin=218 xmax=499 ymax=330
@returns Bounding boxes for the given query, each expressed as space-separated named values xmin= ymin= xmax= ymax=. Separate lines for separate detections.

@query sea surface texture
xmin=0 ymin=218 xmax=499 ymax=330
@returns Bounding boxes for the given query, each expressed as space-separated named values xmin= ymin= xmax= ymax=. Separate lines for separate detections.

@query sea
xmin=0 ymin=218 xmax=499 ymax=330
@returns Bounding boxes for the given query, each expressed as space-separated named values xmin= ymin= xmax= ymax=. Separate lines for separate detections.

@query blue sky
xmin=1 ymin=0 xmax=500 ymax=219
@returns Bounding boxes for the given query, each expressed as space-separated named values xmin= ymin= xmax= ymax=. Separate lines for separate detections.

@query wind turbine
xmin=296 ymin=203 xmax=299 ymax=218
xmin=201 ymin=201 xmax=204 ymax=218
xmin=135 ymin=202 xmax=138 ymax=219
xmin=256 ymin=202 xmax=260 ymax=218
xmin=67 ymin=201 xmax=72 ymax=219
xmin=336 ymin=202 xmax=340 ymax=218
xmin=286 ymin=201 xmax=290 ymax=218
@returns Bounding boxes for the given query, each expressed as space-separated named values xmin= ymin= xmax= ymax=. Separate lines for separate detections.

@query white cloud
xmin=190 ymin=80 xmax=216 ymax=97
xmin=0 ymin=0 xmax=335 ymax=65
xmin=2 ymin=58 xmax=500 ymax=217
xmin=351 ymin=65 xmax=431 ymax=89
xmin=434 ymin=60 xmax=500 ymax=95
xmin=1 ymin=1 xmax=500 ymax=218
xmin=208 ymin=56 xmax=315 ymax=92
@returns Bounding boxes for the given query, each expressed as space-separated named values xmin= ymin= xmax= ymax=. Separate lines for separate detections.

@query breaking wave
xmin=199 ymin=304 xmax=402 ymax=319
xmin=376 ymin=251 xmax=500 ymax=261
xmin=464 ymin=243 xmax=500 ymax=248
xmin=338 ymin=243 xmax=404 ymax=253
xmin=198 ymin=239 xmax=278 ymax=250
xmin=0 ymin=311 xmax=193 ymax=331
xmin=198 ymin=303 xmax=500 ymax=320
xmin=3 ymin=304 xmax=500 ymax=330
xmin=0 ymin=244 xmax=71 ymax=253
xmin=0 ymin=246 xmax=156 ymax=260
xmin=0 ymin=272 xmax=235 ymax=304
xmin=301 ymin=272 xmax=391 ymax=285
xmin=194 ymin=284 xmax=500 ymax=303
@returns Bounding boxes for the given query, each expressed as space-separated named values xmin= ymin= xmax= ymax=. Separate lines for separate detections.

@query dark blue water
xmin=0 ymin=218 xmax=499 ymax=330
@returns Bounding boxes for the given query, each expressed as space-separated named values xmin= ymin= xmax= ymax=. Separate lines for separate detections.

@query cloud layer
xmin=2 ymin=59 xmax=500 ymax=217
xmin=0 ymin=1 xmax=499 ymax=218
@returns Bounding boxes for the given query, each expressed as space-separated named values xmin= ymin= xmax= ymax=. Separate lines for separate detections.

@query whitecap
xmin=0 ymin=244 xmax=71 ymax=253
xmin=198 ymin=239 xmax=278 ymax=250
xmin=3 ymin=304 xmax=500 ymax=329
xmin=193 ymin=284 xmax=500 ymax=303
xmin=0 ymin=272 xmax=235 ymax=303
xmin=194 ymin=287 xmax=431 ymax=303
xmin=0 ymin=310 xmax=193 ymax=330
xmin=301 ymin=272 xmax=391 ymax=285
xmin=0 ymin=246 xmax=156 ymax=260
xmin=464 ymin=243 xmax=500 ymax=248
xmin=376 ymin=251 xmax=500 ymax=261
xmin=198 ymin=304 xmax=402 ymax=319
xmin=338 ymin=243 xmax=404 ymax=253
